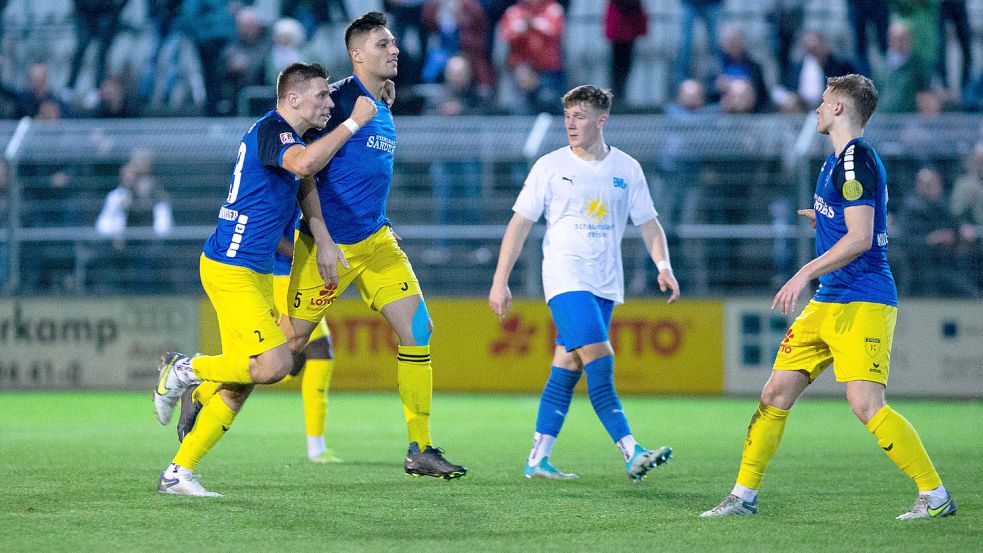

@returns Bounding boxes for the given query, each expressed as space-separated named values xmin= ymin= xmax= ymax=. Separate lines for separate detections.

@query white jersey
xmin=513 ymin=146 xmax=657 ymax=304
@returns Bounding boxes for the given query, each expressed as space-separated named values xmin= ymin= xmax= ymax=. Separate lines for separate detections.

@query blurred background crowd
xmin=0 ymin=0 xmax=981 ymax=300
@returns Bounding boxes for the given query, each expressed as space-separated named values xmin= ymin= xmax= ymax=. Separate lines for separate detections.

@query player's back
xmin=311 ymin=75 xmax=395 ymax=245
xmin=203 ymin=110 xmax=310 ymax=274
xmin=813 ymin=137 xmax=896 ymax=306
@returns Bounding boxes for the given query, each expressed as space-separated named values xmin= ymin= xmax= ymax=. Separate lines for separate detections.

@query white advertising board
xmin=0 ymin=298 xmax=199 ymax=390
xmin=724 ymin=298 xmax=983 ymax=398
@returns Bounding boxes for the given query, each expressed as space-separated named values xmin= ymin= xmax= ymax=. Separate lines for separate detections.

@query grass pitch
xmin=0 ymin=392 xmax=979 ymax=552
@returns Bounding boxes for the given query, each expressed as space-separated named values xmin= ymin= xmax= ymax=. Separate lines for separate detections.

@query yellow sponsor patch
xmin=843 ymin=179 xmax=863 ymax=201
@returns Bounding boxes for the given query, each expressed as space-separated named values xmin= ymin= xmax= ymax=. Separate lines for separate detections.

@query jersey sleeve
xmin=257 ymin=117 xmax=302 ymax=168
xmin=628 ymin=160 xmax=657 ymax=225
xmin=512 ymin=158 xmax=549 ymax=222
xmin=835 ymin=143 xmax=877 ymax=207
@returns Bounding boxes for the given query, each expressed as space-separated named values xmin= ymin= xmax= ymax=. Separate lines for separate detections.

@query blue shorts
xmin=548 ymin=291 xmax=614 ymax=352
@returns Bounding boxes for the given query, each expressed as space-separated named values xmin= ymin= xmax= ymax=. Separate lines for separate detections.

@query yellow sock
xmin=302 ymin=359 xmax=333 ymax=437
xmin=396 ymin=345 xmax=432 ymax=447
xmin=736 ymin=401 xmax=790 ymax=490
xmin=172 ymin=396 xmax=237 ymax=471
xmin=190 ymin=354 xmax=252 ymax=384
xmin=865 ymin=405 xmax=943 ymax=491
xmin=194 ymin=381 xmax=222 ymax=406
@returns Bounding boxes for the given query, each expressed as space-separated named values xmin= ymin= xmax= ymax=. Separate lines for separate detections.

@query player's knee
xmin=219 ymin=384 xmax=254 ymax=412
xmin=253 ymin=347 xmax=293 ymax=384
xmin=849 ymin=397 xmax=884 ymax=424
xmin=760 ymin=384 xmax=795 ymax=410
xmin=410 ymin=300 xmax=433 ymax=345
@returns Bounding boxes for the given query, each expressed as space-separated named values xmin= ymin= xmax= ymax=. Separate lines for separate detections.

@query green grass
xmin=0 ymin=392 xmax=980 ymax=552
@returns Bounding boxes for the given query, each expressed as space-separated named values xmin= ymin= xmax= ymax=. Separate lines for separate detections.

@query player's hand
xmin=657 ymin=269 xmax=681 ymax=304
xmin=315 ymin=240 xmax=349 ymax=291
xmin=381 ymin=79 xmax=396 ymax=107
xmin=488 ymin=282 xmax=512 ymax=321
xmin=771 ymin=270 xmax=809 ymax=316
xmin=798 ymin=209 xmax=816 ymax=229
xmin=351 ymin=96 xmax=378 ymax=127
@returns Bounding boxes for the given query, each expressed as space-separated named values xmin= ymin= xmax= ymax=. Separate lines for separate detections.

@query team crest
xmin=843 ymin=179 xmax=862 ymax=201
xmin=864 ymin=337 xmax=881 ymax=358
xmin=279 ymin=132 xmax=296 ymax=145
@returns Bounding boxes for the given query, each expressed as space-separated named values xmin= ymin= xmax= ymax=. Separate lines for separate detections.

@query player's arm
xmin=489 ymin=212 xmax=535 ymax=320
xmin=639 ymin=218 xmax=680 ymax=304
xmin=276 ymin=235 xmax=294 ymax=258
xmin=297 ymin=175 xmax=348 ymax=288
xmin=772 ymin=204 xmax=874 ymax=314
xmin=280 ymin=96 xmax=378 ymax=178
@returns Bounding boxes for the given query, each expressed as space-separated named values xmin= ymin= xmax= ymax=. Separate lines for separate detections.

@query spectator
xmin=179 ymin=0 xmax=237 ymax=115
xmin=66 ymin=0 xmax=129 ymax=92
xmin=674 ymin=0 xmax=722 ymax=86
xmin=385 ymin=0 xmax=429 ymax=84
xmin=873 ymin=21 xmax=931 ymax=113
xmin=719 ymin=78 xmax=759 ymax=114
xmin=899 ymin=166 xmax=979 ymax=297
xmin=422 ymin=0 xmax=495 ymax=95
xmin=282 ymin=0 xmax=350 ymax=38
xmin=664 ymin=78 xmax=712 ymax=116
xmin=218 ymin=7 xmax=270 ymax=116
xmin=712 ymin=24 xmax=768 ymax=112
xmin=424 ymin=55 xmax=489 ymax=265
xmin=774 ymin=30 xmax=856 ymax=113
xmin=936 ymin=0 xmax=972 ymax=90
xmin=767 ymin=0 xmax=805 ymax=83
xmin=83 ymin=75 xmax=139 ymax=118
xmin=846 ymin=0 xmax=889 ymax=77
xmin=890 ymin=0 xmax=939 ymax=78
xmin=950 ymin=141 xmax=983 ymax=286
xmin=137 ymin=0 xmax=184 ymax=105
xmin=8 ymin=63 xmax=69 ymax=119
xmin=265 ymin=18 xmax=319 ymax=86
xmin=604 ymin=0 xmax=647 ymax=107
xmin=477 ymin=0 xmax=517 ymax=60
xmin=500 ymin=0 xmax=565 ymax=114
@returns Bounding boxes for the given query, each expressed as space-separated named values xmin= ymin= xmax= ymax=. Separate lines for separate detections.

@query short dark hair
xmin=826 ymin=74 xmax=878 ymax=127
xmin=276 ymin=62 xmax=328 ymax=99
xmin=345 ymin=11 xmax=388 ymax=51
xmin=561 ymin=85 xmax=613 ymax=112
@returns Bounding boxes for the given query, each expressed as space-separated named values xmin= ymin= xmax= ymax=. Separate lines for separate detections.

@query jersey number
xmin=253 ymin=330 xmax=264 ymax=343
xmin=293 ymin=292 xmax=302 ymax=308
xmin=227 ymin=142 xmax=247 ymax=203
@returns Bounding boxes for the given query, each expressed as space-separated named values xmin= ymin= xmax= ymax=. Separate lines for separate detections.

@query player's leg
xmin=158 ymin=384 xmax=254 ymax=497
xmin=301 ymin=323 xmax=341 ymax=463
xmin=358 ymin=226 xmax=465 ymax=479
xmin=703 ymin=301 xmax=830 ymax=517
xmin=524 ymin=345 xmax=581 ymax=480
xmin=830 ymin=302 xmax=954 ymax=519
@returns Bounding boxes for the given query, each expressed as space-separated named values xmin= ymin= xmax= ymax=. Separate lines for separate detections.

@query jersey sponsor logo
xmin=613 ymin=177 xmax=627 ymax=189
xmin=813 ymin=194 xmax=835 ymax=218
xmin=279 ymin=132 xmax=296 ymax=145
xmin=366 ymin=134 xmax=396 ymax=153
xmin=864 ymin=337 xmax=881 ymax=358
xmin=218 ymin=207 xmax=239 ymax=221
xmin=876 ymin=232 xmax=888 ymax=247
xmin=582 ymin=197 xmax=610 ymax=223
xmin=842 ymin=179 xmax=863 ymax=201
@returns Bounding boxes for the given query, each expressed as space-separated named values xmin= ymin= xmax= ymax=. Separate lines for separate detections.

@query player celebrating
xmin=284 ymin=12 xmax=467 ymax=479
xmin=701 ymin=74 xmax=955 ymax=519
xmin=489 ymin=85 xmax=680 ymax=481
xmin=153 ymin=62 xmax=377 ymax=496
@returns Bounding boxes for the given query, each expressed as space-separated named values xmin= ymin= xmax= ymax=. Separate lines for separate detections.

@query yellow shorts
xmin=199 ymin=254 xmax=286 ymax=357
xmin=273 ymin=274 xmax=330 ymax=342
xmin=773 ymin=300 xmax=896 ymax=385
xmin=287 ymin=225 xmax=421 ymax=323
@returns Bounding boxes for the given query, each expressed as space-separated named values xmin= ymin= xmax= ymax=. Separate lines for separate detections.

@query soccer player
xmin=284 ymin=12 xmax=467 ymax=479
xmin=153 ymin=62 xmax=378 ymax=496
xmin=701 ymin=74 xmax=956 ymax=519
xmin=488 ymin=85 xmax=680 ymax=481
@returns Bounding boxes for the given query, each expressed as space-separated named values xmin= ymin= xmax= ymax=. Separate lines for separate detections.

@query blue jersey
xmin=304 ymin=75 xmax=395 ymax=244
xmin=812 ymin=137 xmax=897 ymax=306
xmin=203 ymin=110 xmax=317 ymax=274
xmin=273 ymin=206 xmax=301 ymax=277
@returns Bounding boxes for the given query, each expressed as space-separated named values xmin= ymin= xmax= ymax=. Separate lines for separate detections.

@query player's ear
xmin=350 ymin=48 xmax=363 ymax=64
xmin=596 ymin=112 xmax=608 ymax=128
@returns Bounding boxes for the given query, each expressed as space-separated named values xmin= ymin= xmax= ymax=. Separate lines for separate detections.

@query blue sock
xmin=534 ymin=366 xmax=582 ymax=436
xmin=583 ymin=355 xmax=631 ymax=442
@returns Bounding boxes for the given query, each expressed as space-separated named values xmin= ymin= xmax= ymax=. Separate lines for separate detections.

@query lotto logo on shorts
xmin=308 ymin=288 xmax=337 ymax=309
xmin=778 ymin=330 xmax=794 ymax=354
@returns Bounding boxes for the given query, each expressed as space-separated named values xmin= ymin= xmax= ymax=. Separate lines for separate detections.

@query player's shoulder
xmin=530 ymin=147 xmax=570 ymax=174
xmin=330 ymin=76 xmax=359 ymax=100
xmin=841 ymin=138 xmax=878 ymax=165
xmin=254 ymin=110 xmax=294 ymax=139
xmin=608 ymin=146 xmax=642 ymax=168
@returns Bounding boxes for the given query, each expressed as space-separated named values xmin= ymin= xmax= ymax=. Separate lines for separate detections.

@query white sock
xmin=732 ymin=484 xmax=758 ymax=503
xmin=922 ymin=485 xmax=949 ymax=504
xmin=617 ymin=435 xmax=639 ymax=462
xmin=527 ymin=432 xmax=556 ymax=466
xmin=307 ymin=435 xmax=326 ymax=459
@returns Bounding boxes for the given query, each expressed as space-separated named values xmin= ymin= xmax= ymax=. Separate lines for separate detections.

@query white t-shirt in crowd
xmin=513 ymin=145 xmax=658 ymax=304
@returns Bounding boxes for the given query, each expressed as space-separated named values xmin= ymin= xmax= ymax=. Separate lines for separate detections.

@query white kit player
xmin=489 ymin=85 xmax=681 ymax=481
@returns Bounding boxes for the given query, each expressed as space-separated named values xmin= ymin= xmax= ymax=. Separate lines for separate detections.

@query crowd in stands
xmin=0 ymin=0 xmax=982 ymax=118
